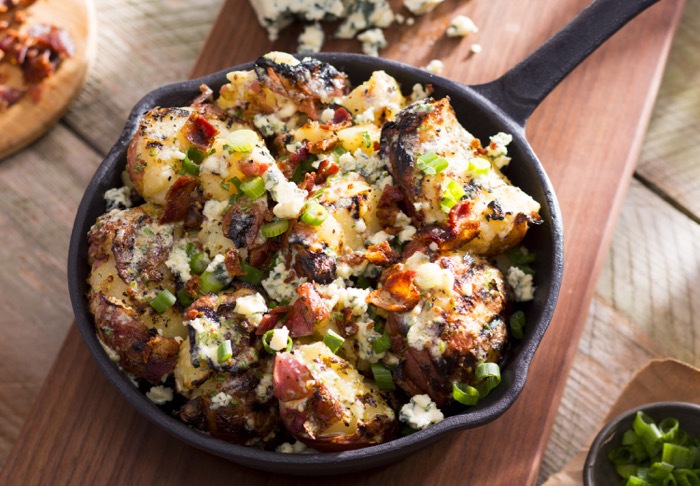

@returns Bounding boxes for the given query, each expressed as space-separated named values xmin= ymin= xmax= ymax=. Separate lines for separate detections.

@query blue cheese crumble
xmin=146 ymin=385 xmax=174 ymax=405
xmin=507 ymin=266 xmax=535 ymax=302
xmin=399 ymin=394 xmax=444 ymax=429
xmin=446 ymin=14 xmax=478 ymax=37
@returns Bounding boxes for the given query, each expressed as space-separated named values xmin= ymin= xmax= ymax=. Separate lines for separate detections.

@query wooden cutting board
xmin=0 ymin=0 xmax=95 ymax=160
xmin=0 ymin=0 xmax=685 ymax=484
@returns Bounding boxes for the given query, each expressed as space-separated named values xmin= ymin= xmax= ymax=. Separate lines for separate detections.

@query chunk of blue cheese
xmin=250 ymin=0 xmax=345 ymax=41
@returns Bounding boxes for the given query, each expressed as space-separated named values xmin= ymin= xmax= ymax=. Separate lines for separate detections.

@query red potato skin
xmin=91 ymin=294 xmax=179 ymax=384
xmin=273 ymin=352 xmax=398 ymax=452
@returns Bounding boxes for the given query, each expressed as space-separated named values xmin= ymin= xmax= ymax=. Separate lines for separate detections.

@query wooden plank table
xmin=0 ymin=0 xmax=694 ymax=484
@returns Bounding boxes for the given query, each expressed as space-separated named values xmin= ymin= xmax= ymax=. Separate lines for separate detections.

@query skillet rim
xmin=67 ymin=52 xmax=564 ymax=475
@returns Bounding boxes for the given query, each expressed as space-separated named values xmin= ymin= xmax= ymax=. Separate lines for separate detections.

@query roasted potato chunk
xmin=381 ymin=97 xmax=541 ymax=255
xmin=273 ymin=342 xmax=397 ymax=451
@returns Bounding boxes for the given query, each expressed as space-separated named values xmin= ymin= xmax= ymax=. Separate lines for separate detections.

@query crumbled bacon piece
xmin=377 ymin=185 xmax=405 ymax=227
xmin=320 ymin=107 xmax=352 ymax=130
xmin=298 ymin=171 xmax=316 ymax=192
xmin=256 ymin=305 xmax=291 ymax=335
xmin=224 ymin=248 xmax=246 ymax=277
xmin=159 ymin=175 xmax=199 ymax=224
xmin=308 ymin=136 xmax=338 ymax=154
xmin=180 ymin=112 xmax=219 ymax=150
xmin=285 ymin=283 xmax=330 ymax=337
xmin=315 ymin=159 xmax=339 ymax=185
xmin=238 ymin=157 xmax=271 ymax=177
xmin=367 ymin=269 xmax=420 ymax=312
xmin=364 ymin=241 xmax=400 ymax=266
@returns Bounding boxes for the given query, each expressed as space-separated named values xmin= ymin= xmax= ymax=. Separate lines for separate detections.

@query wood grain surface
xmin=0 ymin=0 xmax=694 ymax=484
xmin=0 ymin=0 xmax=96 ymax=159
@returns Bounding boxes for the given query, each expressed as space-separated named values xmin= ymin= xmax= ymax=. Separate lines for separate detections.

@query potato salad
xmin=86 ymin=51 xmax=541 ymax=452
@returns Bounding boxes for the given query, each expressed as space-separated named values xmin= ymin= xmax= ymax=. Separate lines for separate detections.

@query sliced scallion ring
xmin=150 ymin=289 xmax=176 ymax=313
xmin=452 ymin=383 xmax=479 ymax=406
xmin=371 ymin=333 xmax=391 ymax=354
xmin=186 ymin=146 xmax=206 ymax=164
xmin=239 ymin=176 xmax=266 ymax=200
xmin=227 ymin=129 xmax=258 ymax=152
xmin=262 ymin=329 xmax=293 ymax=354
xmin=370 ymin=363 xmax=395 ymax=390
xmin=261 ymin=219 xmax=290 ymax=238
xmin=661 ymin=443 xmax=694 ymax=469
xmin=182 ymin=156 xmax=200 ymax=176
xmin=217 ymin=340 xmax=233 ymax=364
xmin=475 ymin=362 xmax=501 ymax=397
xmin=301 ymin=202 xmax=328 ymax=226
xmin=417 ymin=151 xmax=449 ymax=175
xmin=176 ymin=288 xmax=194 ymax=307
xmin=468 ymin=156 xmax=491 ymax=175
xmin=189 ymin=252 xmax=210 ymax=275
xmin=239 ymin=261 xmax=264 ymax=286
xmin=323 ymin=329 xmax=345 ymax=354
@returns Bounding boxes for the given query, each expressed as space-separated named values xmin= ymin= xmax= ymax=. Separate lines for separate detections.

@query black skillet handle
xmin=472 ymin=0 xmax=661 ymax=127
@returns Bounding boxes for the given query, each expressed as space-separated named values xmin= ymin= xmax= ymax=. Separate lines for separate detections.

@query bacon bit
xmin=159 ymin=175 xmax=199 ymax=223
xmin=285 ymin=282 xmax=330 ymax=337
xmin=449 ymin=201 xmax=480 ymax=242
xmin=256 ymin=305 xmax=291 ymax=335
xmin=279 ymin=141 xmax=310 ymax=178
xmin=298 ymin=171 xmax=316 ymax=192
xmin=180 ymin=112 xmax=219 ymax=150
xmin=224 ymin=248 xmax=245 ymax=277
xmin=238 ymin=157 xmax=271 ymax=177
xmin=367 ymin=270 xmax=420 ymax=312
xmin=308 ymin=135 xmax=338 ymax=154
xmin=184 ymin=276 xmax=201 ymax=299
xmin=335 ymin=308 xmax=357 ymax=338
xmin=402 ymin=236 xmax=432 ymax=259
xmin=221 ymin=197 xmax=267 ymax=249
xmin=377 ymin=184 xmax=404 ymax=227
xmin=364 ymin=241 xmax=400 ymax=266
xmin=319 ymin=107 xmax=352 ymax=130
xmin=248 ymin=238 xmax=282 ymax=269
xmin=315 ymin=159 xmax=339 ymax=185
xmin=469 ymin=138 xmax=488 ymax=155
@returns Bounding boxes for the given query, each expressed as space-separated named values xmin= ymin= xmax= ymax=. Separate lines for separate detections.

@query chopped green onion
xmin=182 ymin=156 xmax=200 ymax=176
xmin=662 ymin=443 xmax=695 ymax=469
xmin=262 ymin=329 xmax=293 ymax=354
xmin=468 ymin=156 xmax=491 ymax=175
xmin=301 ymin=202 xmax=328 ymax=226
xmin=648 ymin=461 xmax=674 ymax=480
xmin=333 ymin=146 xmax=348 ymax=158
xmin=323 ymin=330 xmax=345 ymax=353
xmin=177 ymin=288 xmax=194 ymax=307
xmin=370 ymin=363 xmax=395 ymax=390
xmin=199 ymin=264 xmax=231 ymax=294
xmin=189 ymin=252 xmax=210 ymax=275
xmin=475 ymin=362 xmax=501 ymax=397
xmin=509 ymin=310 xmax=526 ymax=339
xmin=505 ymin=246 xmax=536 ymax=266
xmin=417 ymin=151 xmax=449 ymax=175
xmin=239 ymin=261 xmax=264 ymax=286
xmin=149 ymin=147 xmax=158 ymax=157
xmin=361 ymin=130 xmax=371 ymax=148
xmin=239 ymin=176 xmax=266 ymax=200
xmin=186 ymin=147 xmax=206 ymax=164
xmin=452 ymin=383 xmax=480 ymax=406
xmin=217 ymin=340 xmax=233 ymax=364
xmin=614 ymin=464 xmax=638 ymax=480
xmin=371 ymin=333 xmax=391 ymax=354
xmin=441 ymin=179 xmax=465 ymax=213
xmin=261 ymin=220 xmax=290 ymax=238
xmin=635 ymin=411 xmax=664 ymax=457
xmin=150 ymin=289 xmax=176 ymax=313
xmin=660 ymin=418 xmax=680 ymax=443
xmin=626 ymin=476 xmax=652 ymax=486
xmin=355 ymin=275 xmax=371 ymax=289
xmin=227 ymin=129 xmax=258 ymax=152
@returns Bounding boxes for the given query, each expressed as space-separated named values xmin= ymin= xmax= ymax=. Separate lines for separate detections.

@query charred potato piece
xmin=92 ymin=293 xmax=180 ymax=384
xmin=383 ymin=250 xmax=510 ymax=407
xmin=178 ymin=363 xmax=279 ymax=447
xmin=273 ymin=342 xmax=397 ymax=451
xmin=87 ymin=204 xmax=185 ymax=339
xmin=341 ymin=70 xmax=405 ymax=125
xmin=284 ymin=175 xmax=381 ymax=284
xmin=381 ymin=97 xmax=541 ymax=255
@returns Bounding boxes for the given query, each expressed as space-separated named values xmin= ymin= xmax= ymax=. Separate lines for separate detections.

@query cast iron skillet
xmin=68 ymin=0 xmax=659 ymax=476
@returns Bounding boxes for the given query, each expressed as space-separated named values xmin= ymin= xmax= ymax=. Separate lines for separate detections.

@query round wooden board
xmin=0 ymin=0 xmax=96 ymax=160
